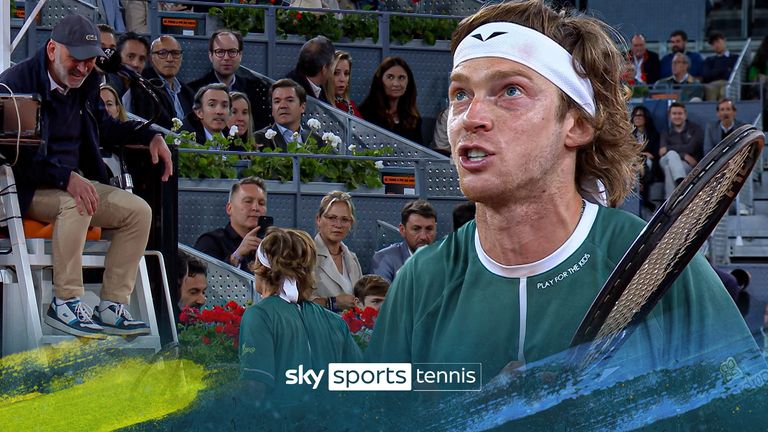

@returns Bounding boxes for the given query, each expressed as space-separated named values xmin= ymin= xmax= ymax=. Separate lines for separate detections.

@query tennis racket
xmin=570 ymin=124 xmax=765 ymax=368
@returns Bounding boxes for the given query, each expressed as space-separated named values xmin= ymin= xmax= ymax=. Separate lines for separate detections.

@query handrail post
xmin=292 ymin=154 xmax=300 ymax=228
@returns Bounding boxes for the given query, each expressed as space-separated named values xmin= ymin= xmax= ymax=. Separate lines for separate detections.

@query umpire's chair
xmin=0 ymin=164 xmax=174 ymax=355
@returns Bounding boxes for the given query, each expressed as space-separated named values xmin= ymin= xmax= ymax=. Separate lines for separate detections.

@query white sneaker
xmin=93 ymin=302 xmax=150 ymax=336
xmin=44 ymin=297 xmax=105 ymax=339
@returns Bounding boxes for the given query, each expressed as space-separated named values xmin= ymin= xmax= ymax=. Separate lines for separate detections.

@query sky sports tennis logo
xmin=285 ymin=363 xmax=482 ymax=391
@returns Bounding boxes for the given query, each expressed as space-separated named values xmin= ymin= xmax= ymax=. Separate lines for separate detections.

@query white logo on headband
xmin=454 ymin=22 xmax=596 ymax=116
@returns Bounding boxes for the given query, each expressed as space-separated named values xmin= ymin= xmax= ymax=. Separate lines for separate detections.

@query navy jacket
xmin=0 ymin=44 xmax=158 ymax=213
xmin=187 ymin=68 xmax=272 ymax=131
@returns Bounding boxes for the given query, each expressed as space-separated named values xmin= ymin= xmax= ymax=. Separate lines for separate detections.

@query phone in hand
xmin=257 ymin=216 xmax=274 ymax=239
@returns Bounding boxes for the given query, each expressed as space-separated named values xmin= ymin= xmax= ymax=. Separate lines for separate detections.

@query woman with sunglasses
xmin=312 ymin=191 xmax=362 ymax=312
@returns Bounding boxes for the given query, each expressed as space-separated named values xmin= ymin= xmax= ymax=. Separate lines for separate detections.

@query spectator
xmin=181 ymin=83 xmax=231 ymax=145
xmin=240 ymin=227 xmax=362 ymax=404
xmin=124 ymin=35 xmax=194 ymax=129
xmin=95 ymin=25 xmax=118 ymax=80
xmin=353 ymin=274 xmax=390 ymax=311
xmin=312 ymin=191 xmax=362 ymax=312
xmin=97 ymin=24 xmax=117 ymax=54
xmin=703 ymin=98 xmax=748 ymax=156
xmin=228 ymin=91 xmax=256 ymax=151
xmin=285 ymin=35 xmax=336 ymax=103
xmin=631 ymin=105 xmax=661 ymax=211
xmin=452 ymin=201 xmax=476 ymax=231
xmin=188 ymin=30 xmax=272 ymax=131
xmin=702 ymin=32 xmax=738 ymax=101
xmin=100 ymin=0 xmax=125 ymax=33
xmin=359 ymin=56 xmax=423 ymax=144
xmin=324 ymin=51 xmax=362 ymax=117
xmin=194 ymin=177 xmax=268 ymax=271
xmin=632 ymin=105 xmax=661 ymax=211
xmin=660 ymin=30 xmax=704 ymax=79
xmin=372 ymin=199 xmax=437 ymax=282
xmin=100 ymin=84 xmax=128 ymax=122
xmin=106 ymin=32 xmax=149 ymax=97
xmin=176 ymin=253 xmax=208 ymax=309
xmin=654 ymin=52 xmax=704 ymax=102
xmin=122 ymin=0 xmax=148 ymax=34
xmin=659 ymin=102 xmax=704 ymax=198
xmin=628 ymin=34 xmax=661 ymax=84
xmin=0 ymin=14 xmax=173 ymax=337
xmin=254 ymin=79 xmax=310 ymax=151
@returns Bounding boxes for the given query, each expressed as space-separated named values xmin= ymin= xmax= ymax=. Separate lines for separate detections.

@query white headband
xmin=257 ymin=243 xmax=299 ymax=303
xmin=453 ymin=22 xmax=596 ymax=116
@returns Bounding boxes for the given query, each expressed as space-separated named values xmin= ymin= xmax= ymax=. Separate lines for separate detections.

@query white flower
xmin=291 ymin=131 xmax=300 ymax=142
xmin=307 ymin=118 xmax=321 ymax=130
xmin=171 ymin=117 xmax=183 ymax=132
xmin=322 ymin=132 xmax=334 ymax=143
xmin=332 ymin=135 xmax=342 ymax=150
xmin=374 ymin=160 xmax=384 ymax=169
xmin=347 ymin=144 xmax=357 ymax=152
xmin=228 ymin=125 xmax=238 ymax=137
xmin=264 ymin=129 xmax=277 ymax=140
xmin=173 ymin=138 xmax=181 ymax=146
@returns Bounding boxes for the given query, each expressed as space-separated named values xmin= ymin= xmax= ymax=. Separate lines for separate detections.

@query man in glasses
xmin=188 ymin=30 xmax=272 ymax=131
xmin=124 ymin=35 xmax=194 ymax=129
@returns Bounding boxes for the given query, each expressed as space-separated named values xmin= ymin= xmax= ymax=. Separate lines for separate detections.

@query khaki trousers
xmin=26 ymin=182 xmax=152 ymax=304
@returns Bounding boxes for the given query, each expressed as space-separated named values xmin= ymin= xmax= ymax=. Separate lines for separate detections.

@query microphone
xmin=95 ymin=48 xmax=124 ymax=74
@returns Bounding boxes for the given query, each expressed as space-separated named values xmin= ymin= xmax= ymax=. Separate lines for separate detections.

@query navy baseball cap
xmin=51 ymin=14 xmax=105 ymax=60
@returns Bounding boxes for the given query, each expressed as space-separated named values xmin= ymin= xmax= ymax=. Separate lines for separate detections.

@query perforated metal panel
xmin=178 ymin=244 xmax=256 ymax=307
xmin=241 ymin=40 xmax=269 ymax=73
xmin=588 ymin=0 xmax=706 ymax=43
xmin=273 ymin=40 xmax=305 ymax=78
xmin=175 ymin=37 xmax=213 ymax=83
xmin=425 ymin=159 xmax=462 ymax=196
xmin=383 ymin=0 xmax=482 ymax=16
xmin=41 ymin=0 xmax=100 ymax=27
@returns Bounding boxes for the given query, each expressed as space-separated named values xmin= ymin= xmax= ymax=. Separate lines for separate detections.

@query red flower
xmin=361 ymin=307 xmax=378 ymax=329
xmin=202 ymin=335 xmax=211 ymax=345
xmin=225 ymin=301 xmax=239 ymax=312
xmin=215 ymin=325 xmax=224 ymax=333
xmin=347 ymin=318 xmax=363 ymax=333
xmin=296 ymin=12 xmax=302 ymax=20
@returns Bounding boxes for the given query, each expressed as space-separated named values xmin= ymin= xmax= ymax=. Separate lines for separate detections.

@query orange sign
xmin=383 ymin=175 xmax=415 ymax=186
xmin=162 ymin=18 xmax=197 ymax=29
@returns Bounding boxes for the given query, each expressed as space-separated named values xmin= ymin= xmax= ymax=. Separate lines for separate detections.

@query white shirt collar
xmin=308 ymin=78 xmax=322 ymax=98
xmin=475 ymin=201 xmax=598 ymax=278
xmin=48 ymin=72 xmax=68 ymax=94
xmin=276 ymin=123 xmax=303 ymax=143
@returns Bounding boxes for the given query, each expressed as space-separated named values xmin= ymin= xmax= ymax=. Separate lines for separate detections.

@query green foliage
xmin=208 ymin=5 xmax=455 ymax=45
xmin=276 ymin=9 xmax=343 ymax=41
xmin=167 ymin=121 xmax=254 ymax=179
xmin=209 ymin=2 xmax=266 ymax=36
xmin=241 ymin=129 xmax=391 ymax=190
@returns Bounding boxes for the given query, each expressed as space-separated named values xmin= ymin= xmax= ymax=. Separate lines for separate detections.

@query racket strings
xmin=583 ymin=144 xmax=754 ymax=365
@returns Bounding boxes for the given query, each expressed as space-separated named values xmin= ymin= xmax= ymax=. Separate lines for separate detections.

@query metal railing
xmin=726 ymin=37 xmax=753 ymax=100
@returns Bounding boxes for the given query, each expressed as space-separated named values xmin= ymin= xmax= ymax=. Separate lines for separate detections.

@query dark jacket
xmin=253 ymin=123 xmax=311 ymax=151
xmin=194 ymin=222 xmax=253 ymax=271
xmin=187 ymin=68 xmax=272 ymax=131
xmin=0 ymin=45 xmax=157 ymax=213
xmin=358 ymin=106 xmax=423 ymax=144
xmin=285 ymin=69 xmax=329 ymax=104
xmin=703 ymin=119 xmax=748 ymax=156
xmin=128 ymin=66 xmax=194 ymax=129
xmin=629 ymin=50 xmax=661 ymax=84
xmin=179 ymin=111 xmax=230 ymax=146
xmin=702 ymin=53 xmax=739 ymax=83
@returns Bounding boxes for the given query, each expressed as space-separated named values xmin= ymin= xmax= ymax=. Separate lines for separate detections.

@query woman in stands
xmin=100 ymin=84 xmax=128 ymax=122
xmin=311 ymin=191 xmax=362 ymax=313
xmin=324 ymin=51 xmax=362 ymax=118
xmin=631 ymin=105 xmax=661 ymax=212
xmin=359 ymin=56 xmax=423 ymax=144
xmin=239 ymin=227 xmax=361 ymax=405
xmin=227 ymin=91 xmax=255 ymax=151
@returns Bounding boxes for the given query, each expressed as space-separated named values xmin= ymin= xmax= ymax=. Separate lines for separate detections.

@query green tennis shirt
xmin=240 ymin=296 xmax=362 ymax=396
xmin=366 ymin=202 xmax=759 ymax=382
